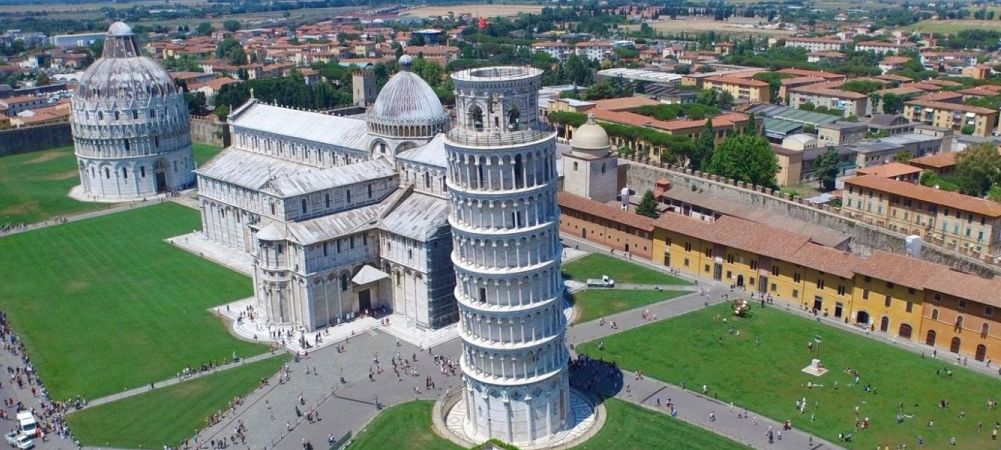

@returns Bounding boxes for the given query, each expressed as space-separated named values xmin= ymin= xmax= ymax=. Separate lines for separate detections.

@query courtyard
xmin=0 ymin=202 xmax=268 ymax=400
xmin=0 ymin=144 xmax=222 ymax=226
xmin=578 ymin=302 xmax=1001 ymax=449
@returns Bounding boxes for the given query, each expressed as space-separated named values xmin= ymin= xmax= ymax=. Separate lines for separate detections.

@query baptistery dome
xmin=367 ymin=55 xmax=449 ymax=153
xmin=71 ymin=22 xmax=195 ymax=201
xmin=570 ymin=113 xmax=611 ymax=154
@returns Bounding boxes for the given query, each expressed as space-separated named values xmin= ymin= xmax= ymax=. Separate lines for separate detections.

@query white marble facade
xmin=72 ymin=22 xmax=195 ymax=201
xmin=195 ymin=58 xmax=457 ymax=332
xmin=446 ymin=66 xmax=570 ymax=445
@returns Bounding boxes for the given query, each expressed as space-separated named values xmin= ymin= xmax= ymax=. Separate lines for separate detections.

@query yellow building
xmin=702 ymin=76 xmax=770 ymax=103
xmin=843 ymin=175 xmax=1001 ymax=255
xmin=563 ymin=191 xmax=1001 ymax=362
xmin=903 ymin=99 xmax=998 ymax=137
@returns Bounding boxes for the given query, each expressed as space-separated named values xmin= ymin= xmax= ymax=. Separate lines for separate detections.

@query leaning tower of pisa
xmin=445 ymin=66 xmax=570 ymax=445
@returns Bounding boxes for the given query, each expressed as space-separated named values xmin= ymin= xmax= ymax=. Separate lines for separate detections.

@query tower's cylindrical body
xmin=445 ymin=66 xmax=569 ymax=445
xmin=72 ymin=22 xmax=195 ymax=201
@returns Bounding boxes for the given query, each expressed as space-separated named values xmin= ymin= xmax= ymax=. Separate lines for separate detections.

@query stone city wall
xmin=190 ymin=115 xmax=230 ymax=148
xmin=619 ymin=155 xmax=1001 ymax=277
xmin=0 ymin=122 xmax=73 ymax=156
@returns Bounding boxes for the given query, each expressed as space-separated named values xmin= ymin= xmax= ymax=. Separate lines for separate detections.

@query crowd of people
xmin=0 ymin=310 xmax=76 ymax=445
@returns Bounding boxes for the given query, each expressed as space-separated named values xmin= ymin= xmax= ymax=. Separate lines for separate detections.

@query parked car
xmin=5 ymin=431 xmax=18 ymax=446
xmin=586 ymin=275 xmax=615 ymax=288
xmin=13 ymin=434 xmax=32 ymax=450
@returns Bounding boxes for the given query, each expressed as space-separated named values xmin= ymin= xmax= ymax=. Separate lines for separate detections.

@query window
xmin=886 ymin=282 xmax=894 ymax=289
xmin=270 ymin=204 xmax=276 ymax=215
xmin=140 ymin=166 xmax=145 ymax=178
xmin=350 ymin=236 xmax=355 ymax=249
xmin=864 ymin=276 xmax=872 ymax=283
xmin=114 ymin=111 xmax=120 ymax=120
xmin=837 ymin=284 xmax=846 ymax=296
xmin=683 ymin=258 xmax=690 ymax=267
xmin=862 ymin=289 xmax=870 ymax=300
xmin=104 ymin=167 xmax=110 ymax=179
xmin=982 ymin=323 xmax=990 ymax=337
xmin=750 ymin=260 xmax=757 ymax=270
xmin=794 ymin=273 xmax=801 ymax=283
xmin=573 ymin=162 xmax=578 ymax=171
xmin=986 ymin=307 xmax=994 ymax=317
xmin=121 ymin=167 xmax=127 ymax=179
xmin=956 ymin=315 xmax=964 ymax=328
xmin=792 ymin=289 xmax=799 ymax=298
xmin=346 ymin=190 xmax=352 ymax=203
xmin=478 ymin=287 xmax=486 ymax=302
xmin=959 ymin=300 xmax=967 ymax=309
xmin=884 ymin=295 xmax=892 ymax=307
xmin=933 ymin=293 xmax=942 ymax=302
xmin=368 ymin=184 xmax=374 ymax=198
xmin=704 ymin=247 xmax=711 ymax=257
xmin=336 ymin=240 xmax=342 ymax=252
xmin=340 ymin=274 xmax=348 ymax=291
xmin=726 ymin=254 xmax=734 ymax=264
xmin=906 ymin=301 xmax=913 ymax=313
xmin=931 ymin=308 xmax=939 ymax=320
xmin=363 ymin=234 xmax=367 ymax=246
xmin=323 ymin=242 xmax=328 ymax=257
xmin=684 ymin=242 xmax=692 ymax=252
xmin=772 ymin=266 xmax=779 ymax=276
xmin=325 ymin=193 xmax=331 ymax=208
xmin=301 ymin=199 xmax=307 ymax=214
xmin=408 ymin=249 xmax=413 ymax=259
xmin=817 ymin=279 xmax=825 ymax=289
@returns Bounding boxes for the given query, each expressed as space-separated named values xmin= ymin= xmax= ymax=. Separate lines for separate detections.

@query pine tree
xmin=745 ymin=112 xmax=757 ymax=135
xmin=636 ymin=190 xmax=660 ymax=218
xmin=691 ymin=118 xmax=715 ymax=170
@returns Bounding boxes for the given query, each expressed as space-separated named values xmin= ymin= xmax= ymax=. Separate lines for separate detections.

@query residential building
xmin=817 ymin=121 xmax=866 ymax=147
xmin=909 ymin=152 xmax=958 ymax=175
xmin=843 ymin=175 xmax=1001 ymax=254
xmin=575 ymin=40 xmax=613 ymax=61
xmin=855 ymin=162 xmax=923 ymax=183
xmin=702 ymin=76 xmax=770 ymax=103
xmin=962 ymin=64 xmax=993 ymax=80
xmin=531 ymin=41 xmax=571 ymax=61
xmin=903 ymin=100 xmax=998 ymax=137
xmin=855 ymin=41 xmax=915 ymax=55
xmin=789 ymin=85 xmax=868 ymax=118
xmin=863 ymin=114 xmax=915 ymax=136
xmin=783 ymin=37 xmax=846 ymax=52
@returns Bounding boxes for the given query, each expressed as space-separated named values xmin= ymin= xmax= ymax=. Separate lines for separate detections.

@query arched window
xmin=926 ymin=329 xmax=936 ymax=346
xmin=956 ymin=315 xmax=964 ymax=329
xmin=301 ymin=198 xmax=307 ymax=214
xmin=931 ymin=308 xmax=939 ymax=320
xmin=114 ymin=111 xmax=120 ymax=120
xmin=950 ymin=337 xmax=961 ymax=353
xmin=507 ymin=104 xmax=520 ymax=130
xmin=898 ymin=323 xmax=913 ymax=340
xmin=424 ymin=171 xmax=431 ymax=188
xmin=514 ymin=154 xmax=524 ymax=189
xmin=468 ymin=104 xmax=484 ymax=131
xmin=982 ymin=323 xmax=989 ymax=338
xmin=340 ymin=274 xmax=348 ymax=291
xmin=121 ymin=167 xmax=127 ymax=180
xmin=104 ymin=167 xmax=110 ymax=179
xmin=124 ymin=139 xmax=130 ymax=152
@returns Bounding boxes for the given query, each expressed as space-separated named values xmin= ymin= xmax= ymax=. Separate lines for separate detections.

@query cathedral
xmin=196 ymin=55 xmax=458 ymax=332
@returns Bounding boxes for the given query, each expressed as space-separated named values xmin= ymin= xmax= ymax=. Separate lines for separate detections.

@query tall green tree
xmin=636 ymin=190 xmax=660 ymax=218
xmin=706 ymin=134 xmax=779 ymax=189
xmin=814 ymin=146 xmax=840 ymax=191
xmin=956 ymin=143 xmax=1001 ymax=197
xmin=745 ymin=112 xmax=756 ymax=135
xmin=196 ymin=22 xmax=214 ymax=36
xmin=223 ymin=20 xmax=241 ymax=33
xmin=691 ymin=119 xmax=715 ymax=170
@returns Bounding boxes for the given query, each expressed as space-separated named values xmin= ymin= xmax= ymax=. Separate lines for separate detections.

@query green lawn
xmin=0 ymin=202 xmax=266 ymax=400
xmin=576 ymin=399 xmax=745 ymax=450
xmin=0 ymin=143 xmax=223 ymax=226
xmin=0 ymin=146 xmax=104 ymax=225
xmin=350 ymin=401 xmax=463 ymax=450
xmin=572 ymin=289 xmax=688 ymax=323
xmin=67 ymin=354 xmax=289 ymax=449
xmin=349 ymin=399 xmax=744 ymax=450
xmin=193 ymin=143 xmax=224 ymax=167
xmin=563 ymin=253 xmax=689 ymax=285
xmin=578 ymin=304 xmax=1001 ymax=449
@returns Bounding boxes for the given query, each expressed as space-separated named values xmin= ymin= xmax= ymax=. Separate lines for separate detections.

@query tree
xmin=214 ymin=104 xmax=230 ymax=121
xmin=196 ymin=22 xmax=214 ymax=36
xmin=706 ymin=134 xmax=779 ymax=189
xmin=961 ymin=124 xmax=976 ymax=135
xmin=636 ymin=190 xmax=660 ymax=218
xmin=217 ymin=38 xmax=246 ymax=66
xmin=745 ymin=113 xmax=756 ymax=135
xmin=955 ymin=142 xmax=1001 ymax=197
xmin=691 ymin=119 xmax=715 ymax=170
xmin=35 ymin=73 xmax=50 ymax=86
xmin=892 ymin=150 xmax=912 ymax=162
xmin=223 ymin=20 xmax=241 ymax=33
xmin=814 ymin=146 xmax=840 ymax=191
xmin=881 ymin=92 xmax=904 ymax=114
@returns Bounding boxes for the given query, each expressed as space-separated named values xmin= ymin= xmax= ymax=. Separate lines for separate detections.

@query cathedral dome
xmin=75 ymin=22 xmax=179 ymax=103
xmin=571 ymin=113 xmax=611 ymax=152
xmin=367 ymin=56 xmax=449 ymax=139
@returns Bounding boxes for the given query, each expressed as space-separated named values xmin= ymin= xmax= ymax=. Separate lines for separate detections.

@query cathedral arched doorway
xmin=153 ymin=157 xmax=169 ymax=193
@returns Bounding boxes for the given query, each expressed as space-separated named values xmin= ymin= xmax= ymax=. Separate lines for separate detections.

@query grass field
xmin=67 ymin=354 xmax=288 ymax=449
xmin=578 ymin=303 xmax=1001 ymax=449
xmin=0 ymin=202 xmax=266 ymax=400
xmin=350 ymin=401 xmax=463 ymax=450
xmin=0 ymin=146 xmax=103 ymax=225
xmin=403 ymin=4 xmax=543 ymax=18
xmin=349 ymin=399 xmax=745 ymax=450
xmin=572 ymin=289 xmax=688 ymax=323
xmin=563 ymin=253 xmax=689 ymax=286
xmin=904 ymin=19 xmax=1001 ymax=34
xmin=0 ymin=143 xmax=222 ymax=226
xmin=622 ymin=17 xmax=793 ymax=36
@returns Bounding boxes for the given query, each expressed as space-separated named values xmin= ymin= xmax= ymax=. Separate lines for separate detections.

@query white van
xmin=15 ymin=412 xmax=36 ymax=438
